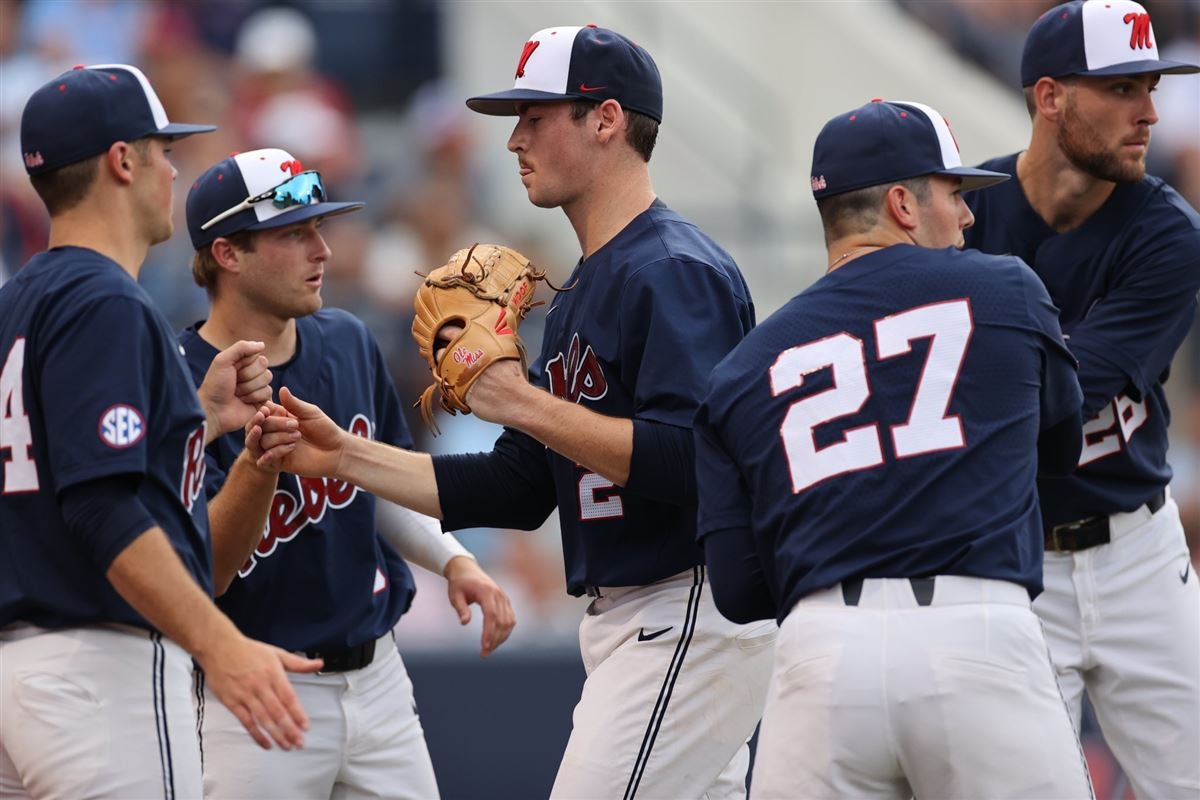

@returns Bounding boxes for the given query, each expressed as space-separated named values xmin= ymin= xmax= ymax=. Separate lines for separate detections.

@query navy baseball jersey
xmin=0 ymin=247 xmax=211 ymax=629
xmin=180 ymin=310 xmax=416 ymax=652
xmin=440 ymin=201 xmax=755 ymax=594
xmin=966 ymin=154 xmax=1200 ymax=525
xmin=696 ymin=245 xmax=1081 ymax=615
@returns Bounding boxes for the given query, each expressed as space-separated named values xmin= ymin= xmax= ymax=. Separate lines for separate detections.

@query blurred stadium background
xmin=1 ymin=1 xmax=1196 ymax=797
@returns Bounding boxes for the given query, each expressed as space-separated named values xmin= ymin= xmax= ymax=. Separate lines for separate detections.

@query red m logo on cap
xmin=1123 ymin=12 xmax=1152 ymax=50
xmin=516 ymin=40 xmax=539 ymax=79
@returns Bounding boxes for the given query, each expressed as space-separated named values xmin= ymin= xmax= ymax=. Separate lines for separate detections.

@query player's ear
xmin=884 ymin=184 xmax=919 ymax=231
xmin=209 ymin=237 xmax=244 ymax=274
xmin=1032 ymin=77 xmax=1066 ymax=123
xmin=104 ymin=142 xmax=136 ymax=186
xmin=595 ymin=99 xmax=623 ymax=143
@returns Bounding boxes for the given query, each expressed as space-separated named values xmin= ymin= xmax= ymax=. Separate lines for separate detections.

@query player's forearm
xmin=337 ymin=437 xmax=444 ymax=519
xmin=106 ymin=526 xmax=243 ymax=658
xmin=502 ymin=385 xmax=633 ymax=486
xmin=208 ymin=451 xmax=279 ymax=595
xmin=375 ymin=500 xmax=472 ymax=575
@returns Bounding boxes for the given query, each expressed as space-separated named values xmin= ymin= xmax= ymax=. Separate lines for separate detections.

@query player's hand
xmin=434 ymin=323 xmax=530 ymax=426
xmin=443 ymin=555 xmax=516 ymax=658
xmin=249 ymin=387 xmax=348 ymax=477
xmin=199 ymin=340 xmax=273 ymax=440
xmin=195 ymin=633 xmax=322 ymax=751
xmin=245 ymin=401 xmax=298 ymax=473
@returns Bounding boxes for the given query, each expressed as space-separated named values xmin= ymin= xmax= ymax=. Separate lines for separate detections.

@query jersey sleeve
xmin=1017 ymin=260 xmax=1084 ymax=430
xmin=1061 ymin=224 xmax=1200 ymax=417
xmin=369 ymin=334 xmax=414 ymax=451
xmin=37 ymin=294 xmax=159 ymax=492
xmin=693 ymin=395 xmax=753 ymax=538
xmin=618 ymin=259 xmax=752 ymax=428
xmin=432 ymin=427 xmax=558 ymax=531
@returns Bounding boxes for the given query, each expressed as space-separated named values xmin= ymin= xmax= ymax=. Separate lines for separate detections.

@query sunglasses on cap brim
xmin=200 ymin=170 xmax=327 ymax=232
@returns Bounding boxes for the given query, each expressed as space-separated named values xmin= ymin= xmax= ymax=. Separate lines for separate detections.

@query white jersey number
xmin=578 ymin=471 xmax=624 ymax=520
xmin=772 ymin=300 xmax=972 ymax=493
xmin=1079 ymin=392 xmax=1148 ymax=466
xmin=1 ymin=338 xmax=39 ymax=493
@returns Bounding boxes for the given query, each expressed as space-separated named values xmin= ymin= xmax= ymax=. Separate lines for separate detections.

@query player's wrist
xmin=442 ymin=552 xmax=480 ymax=580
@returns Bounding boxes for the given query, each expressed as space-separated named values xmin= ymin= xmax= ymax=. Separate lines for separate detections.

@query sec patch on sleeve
xmin=97 ymin=404 xmax=145 ymax=449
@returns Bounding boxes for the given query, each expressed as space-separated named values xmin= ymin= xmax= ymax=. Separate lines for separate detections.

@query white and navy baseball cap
xmin=1021 ymin=0 xmax=1199 ymax=86
xmin=20 ymin=64 xmax=215 ymax=176
xmin=186 ymin=148 xmax=364 ymax=249
xmin=466 ymin=25 xmax=663 ymax=123
xmin=810 ymin=99 xmax=1010 ymax=200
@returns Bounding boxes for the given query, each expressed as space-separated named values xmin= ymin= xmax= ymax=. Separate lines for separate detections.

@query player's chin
xmin=297 ymin=293 xmax=323 ymax=317
xmin=149 ymin=219 xmax=175 ymax=246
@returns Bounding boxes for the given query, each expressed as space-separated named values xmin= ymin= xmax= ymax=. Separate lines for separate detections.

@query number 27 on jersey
xmin=772 ymin=299 xmax=972 ymax=493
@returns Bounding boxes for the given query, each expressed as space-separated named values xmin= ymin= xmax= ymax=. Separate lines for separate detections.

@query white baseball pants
xmin=1036 ymin=494 xmax=1200 ymax=800
xmin=752 ymin=576 xmax=1093 ymax=800
xmin=0 ymin=624 xmax=202 ymax=799
xmin=550 ymin=566 xmax=777 ymax=800
xmin=197 ymin=634 xmax=439 ymax=800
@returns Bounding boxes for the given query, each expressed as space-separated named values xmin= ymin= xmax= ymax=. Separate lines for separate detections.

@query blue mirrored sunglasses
xmin=200 ymin=171 xmax=327 ymax=231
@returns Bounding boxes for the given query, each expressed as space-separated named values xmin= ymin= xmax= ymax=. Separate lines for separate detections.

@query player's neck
xmin=200 ymin=302 xmax=297 ymax=366
xmin=46 ymin=199 xmax=150 ymax=279
xmin=825 ymin=231 xmax=907 ymax=273
xmin=1017 ymin=141 xmax=1116 ymax=233
xmin=564 ymin=164 xmax=656 ymax=259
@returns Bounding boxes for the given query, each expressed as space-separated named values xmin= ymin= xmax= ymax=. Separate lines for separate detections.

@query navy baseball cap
xmin=1021 ymin=0 xmax=1199 ymax=86
xmin=466 ymin=25 xmax=663 ymax=123
xmin=811 ymin=99 xmax=1010 ymax=200
xmin=20 ymin=64 xmax=215 ymax=176
xmin=187 ymin=148 xmax=364 ymax=249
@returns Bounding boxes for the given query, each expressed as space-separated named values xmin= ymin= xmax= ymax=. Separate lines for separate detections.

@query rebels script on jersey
xmin=696 ymin=246 xmax=1081 ymax=614
xmin=0 ymin=247 xmax=210 ymax=629
xmin=440 ymin=201 xmax=754 ymax=593
xmin=966 ymin=154 xmax=1200 ymax=524
xmin=179 ymin=310 xmax=415 ymax=652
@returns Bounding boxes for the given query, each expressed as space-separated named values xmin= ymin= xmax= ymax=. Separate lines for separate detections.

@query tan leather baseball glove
xmin=412 ymin=243 xmax=548 ymax=433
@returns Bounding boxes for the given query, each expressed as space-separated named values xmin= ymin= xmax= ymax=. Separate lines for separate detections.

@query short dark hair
xmin=191 ymin=229 xmax=258 ymax=294
xmin=570 ymin=100 xmax=659 ymax=162
xmin=29 ymin=138 xmax=154 ymax=217
xmin=816 ymin=177 xmax=931 ymax=241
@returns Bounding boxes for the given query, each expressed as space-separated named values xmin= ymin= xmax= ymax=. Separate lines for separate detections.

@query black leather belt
xmin=841 ymin=577 xmax=936 ymax=607
xmin=584 ymin=585 xmax=604 ymax=598
xmin=304 ymin=638 xmax=376 ymax=673
xmin=1044 ymin=489 xmax=1166 ymax=553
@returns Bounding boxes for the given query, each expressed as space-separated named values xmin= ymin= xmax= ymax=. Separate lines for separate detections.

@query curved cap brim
xmin=157 ymin=122 xmax=218 ymax=138
xmin=1076 ymin=58 xmax=1200 ymax=77
xmin=466 ymin=89 xmax=576 ymax=116
xmin=244 ymin=201 xmax=365 ymax=232
xmin=937 ymin=166 xmax=1011 ymax=193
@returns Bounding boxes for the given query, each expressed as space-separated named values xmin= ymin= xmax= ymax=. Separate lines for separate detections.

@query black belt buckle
xmin=306 ymin=638 xmax=376 ymax=674
xmin=1045 ymin=516 xmax=1107 ymax=552
xmin=1045 ymin=489 xmax=1165 ymax=553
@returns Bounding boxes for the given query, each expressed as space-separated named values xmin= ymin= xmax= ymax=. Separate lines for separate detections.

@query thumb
xmin=279 ymin=386 xmax=319 ymax=419
xmin=217 ymin=340 xmax=266 ymax=366
xmin=448 ymin=588 xmax=471 ymax=625
xmin=277 ymin=649 xmax=324 ymax=674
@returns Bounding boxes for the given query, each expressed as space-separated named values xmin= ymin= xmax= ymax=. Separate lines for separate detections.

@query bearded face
xmin=1055 ymin=79 xmax=1155 ymax=184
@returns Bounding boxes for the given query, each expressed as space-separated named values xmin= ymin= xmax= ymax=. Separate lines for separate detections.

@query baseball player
xmin=694 ymin=98 xmax=1094 ymax=799
xmin=0 ymin=65 xmax=320 ymax=799
xmin=253 ymin=25 xmax=776 ymax=799
xmin=963 ymin=3 xmax=1200 ymax=797
xmin=181 ymin=147 xmax=515 ymax=799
